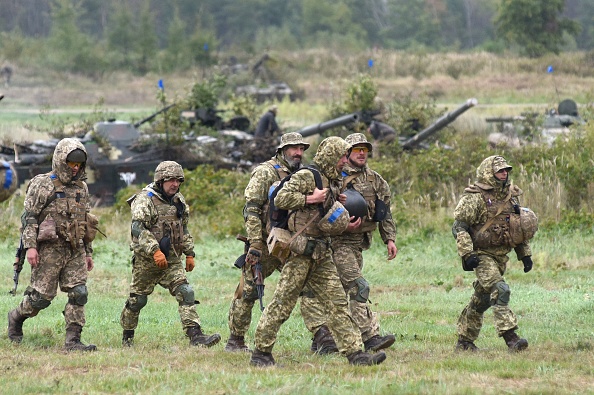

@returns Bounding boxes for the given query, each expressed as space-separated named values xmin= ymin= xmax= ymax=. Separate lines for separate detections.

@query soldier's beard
xmin=283 ymin=153 xmax=302 ymax=171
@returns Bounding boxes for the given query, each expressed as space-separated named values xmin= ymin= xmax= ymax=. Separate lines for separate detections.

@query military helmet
xmin=345 ymin=133 xmax=372 ymax=152
xmin=277 ymin=132 xmax=310 ymax=151
xmin=510 ymin=207 xmax=538 ymax=246
xmin=342 ymin=186 xmax=368 ymax=219
xmin=492 ymin=156 xmax=512 ymax=173
xmin=66 ymin=148 xmax=87 ymax=163
xmin=154 ymin=161 xmax=184 ymax=183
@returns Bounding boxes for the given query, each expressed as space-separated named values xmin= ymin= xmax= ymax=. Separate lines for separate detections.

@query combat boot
xmin=455 ymin=336 xmax=479 ymax=352
xmin=7 ymin=309 xmax=27 ymax=343
xmin=312 ymin=325 xmax=339 ymax=355
xmin=250 ymin=349 xmax=275 ymax=366
xmin=346 ymin=350 xmax=387 ymax=366
xmin=224 ymin=334 xmax=250 ymax=352
xmin=64 ymin=324 xmax=97 ymax=351
xmin=122 ymin=330 xmax=134 ymax=347
xmin=186 ymin=326 xmax=221 ymax=347
xmin=502 ymin=329 xmax=528 ymax=352
xmin=364 ymin=334 xmax=396 ymax=352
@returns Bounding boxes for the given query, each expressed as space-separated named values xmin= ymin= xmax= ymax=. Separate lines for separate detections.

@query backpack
xmin=268 ymin=166 xmax=325 ymax=230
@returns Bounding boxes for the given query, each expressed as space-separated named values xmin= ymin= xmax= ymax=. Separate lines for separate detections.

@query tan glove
xmin=153 ymin=250 xmax=168 ymax=268
xmin=246 ymin=241 xmax=263 ymax=265
xmin=186 ymin=256 xmax=195 ymax=272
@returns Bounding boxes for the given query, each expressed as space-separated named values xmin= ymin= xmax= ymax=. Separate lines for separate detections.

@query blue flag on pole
xmin=204 ymin=43 xmax=209 ymax=51
xmin=158 ymin=79 xmax=164 ymax=90
xmin=368 ymin=59 xmax=374 ymax=68
xmin=547 ymin=65 xmax=554 ymax=73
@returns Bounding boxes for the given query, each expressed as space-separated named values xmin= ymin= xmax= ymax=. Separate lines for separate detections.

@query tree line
xmin=0 ymin=0 xmax=591 ymax=76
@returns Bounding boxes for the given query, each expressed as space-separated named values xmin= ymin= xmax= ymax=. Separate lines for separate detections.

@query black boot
xmin=250 ymin=349 xmax=275 ymax=366
xmin=313 ymin=325 xmax=339 ymax=355
xmin=224 ymin=334 xmax=250 ymax=352
xmin=455 ymin=336 xmax=479 ymax=352
xmin=65 ymin=324 xmax=97 ymax=351
xmin=346 ymin=350 xmax=387 ymax=366
xmin=7 ymin=309 xmax=27 ymax=343
xmin=122 ymin=330 xmax=134 ymax=347
xmin=186 ymin=326 xmax=221 ymax=347
xmin=363 ymin=334 xmax=396 ymax=352
xmin=502 ymin=329 xmax=528 ymax=352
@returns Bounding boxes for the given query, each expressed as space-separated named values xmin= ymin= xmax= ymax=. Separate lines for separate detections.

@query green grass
xmin=1 ymin=225 xmax=593 ymax=394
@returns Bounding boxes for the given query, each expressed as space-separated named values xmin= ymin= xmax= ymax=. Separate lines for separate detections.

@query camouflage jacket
xmin=22 ymin=138 xmax=92 ymax=255
xmin=130 ymin=183 xmax=194 ymax=259
xmin=338 ymin=163 xmax=396 ymax=246
xmin=453 ymin=157 xmax=531 ymax=260
xmin=243 ymin=154 xmax=295 ymax=246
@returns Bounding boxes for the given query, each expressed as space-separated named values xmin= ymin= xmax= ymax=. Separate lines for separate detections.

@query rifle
xmin=236 ymin=235 xmax=265 ymax=311
xmin=9 ymin=235 xmax=25 ymax=296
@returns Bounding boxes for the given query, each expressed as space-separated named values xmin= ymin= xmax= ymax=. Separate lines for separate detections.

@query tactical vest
xmin=262 ymin=160 xmax=290 ymax=232
xmin=469 ymin=187 xmax=517 ymax=249
xmin=40 ymin=173 xmax=89 ymax=248
xmin=147 ymin=192 xmax=184 ymax=257
xmin=288 ymin=173 xmax=332 ymax=237
xmin=342 ymin=169 xmax=378 ymax=233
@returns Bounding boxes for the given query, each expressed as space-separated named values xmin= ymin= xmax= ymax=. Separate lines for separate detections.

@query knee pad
xmin=26 ymin=288 xmax=52 ymax=310
xmin=126 ymin=293 xmax=148 ymax=312
xmin=494 ymin=281 xmax=511 ymax=306
xmin=174 ymin=283 xmax=196 ymax=306
xmin=353 ymin=277 xmax=370 ymax=303
xmin=67 ymin=285 xmax=88 ymax=306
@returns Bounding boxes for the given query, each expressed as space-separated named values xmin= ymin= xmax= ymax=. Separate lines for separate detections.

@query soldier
xmin=0 ymin=160 xmax=18 ymax=203
xmin=453 ymin=155 xmax=536 ymax=352
xmin=330 ymin=133 xmax=397 ymax=352
xmin=250 ymin=136 xmax=387 ymax=367
xmin=254 ymin=105 xmax=280 ymax=138
xmin=120 ymin=161 xmax=220 ymax=347
xmin=226 ymin=132 xmax=338 ymax=354
xmin=7 ymin=138 xmax=97 ymax=351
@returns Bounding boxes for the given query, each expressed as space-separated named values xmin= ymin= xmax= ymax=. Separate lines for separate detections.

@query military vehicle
xmin=486 ymin=99 xmax=585 ymax=147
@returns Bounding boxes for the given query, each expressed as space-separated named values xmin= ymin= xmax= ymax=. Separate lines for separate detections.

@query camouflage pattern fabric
xmin=255 ymin=137 xmax=363 ymax=356
xmin=15 ymin=138 xmax=92 ymax=327
xmin=230 ymin=151 xmax=327 ymax=337
xmin=121 ymin=177 xmax=200 ymax=331
xmin=454 ymin=156 xmax=530 ymax=341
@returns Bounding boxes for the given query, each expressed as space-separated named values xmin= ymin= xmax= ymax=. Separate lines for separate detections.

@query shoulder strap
xmin=303 ymin=166 xmax=325 ymax=218
xmin=477 ymin=187 xmax=513 ymax=233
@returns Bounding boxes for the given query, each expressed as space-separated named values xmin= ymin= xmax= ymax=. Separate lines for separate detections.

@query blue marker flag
xmin=204 ymin=43 xmax=209 ymax=51
xmin=158 ymin=79 xmax=164 ymax=90
xmin=547 ymin=65 xmax=554 ymax=73
xmin=368 ymin=59 xmax=374 ymax=68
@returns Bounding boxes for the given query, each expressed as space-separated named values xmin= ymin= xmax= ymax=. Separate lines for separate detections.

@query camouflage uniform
xmin=227 ymin=133 xmax=330 ymax=352
xmin=120 ymin=161 xmax=220 ymax=347
xmin=331 ymin=133 xmax=397 ymax=351
xmin=453 ymin=155 xmax=533 ymax=351
xmin=251 ymin=136 xmax=387 ymax=366
xmin=7 ymin=138 xmax=96 ymax=350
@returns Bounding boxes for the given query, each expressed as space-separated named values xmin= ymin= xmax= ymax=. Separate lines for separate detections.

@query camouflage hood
xmin=313 ymin=136 xmax=351 ymax=180
xmin=475 ymin=155 xmax=511 ymax=190
xmin=52 ymin=138 xmax=88 ymax=184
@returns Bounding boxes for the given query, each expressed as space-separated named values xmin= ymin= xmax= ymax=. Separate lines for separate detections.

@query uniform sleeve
xmin=375 ymin=172 xmax=397 ymax=244
xmin=453 ymin=193 xmax=485 ymax=258
xmin=274 ymin=170 xmax=315 ymax=210
xmin=131 ymin=194 xmax=159 ymax=256
xmin=179 ymin=195 xmax=195 ymax=256
xmin=22 ymin=176 xmax=54 ymax=250
xmin=244 ymin=164 xmax=277 ymax=245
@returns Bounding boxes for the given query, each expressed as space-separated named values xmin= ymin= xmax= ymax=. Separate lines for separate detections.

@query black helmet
xmin=343 ymin=185 xmax=368 ymax=219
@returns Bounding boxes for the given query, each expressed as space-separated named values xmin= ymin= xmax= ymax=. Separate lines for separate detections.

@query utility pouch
xmin=289 ymin=234 xmax=316 ymax=257
xmin=83 ymin=213 xmax=99 ymax=243
xmin=37 ymin=214 xmax=58 ymax=242
xmin=372 ymin=198 xmax=388 ymax=222
xmin=159 ymin=235 xmax=171 ymax=258
xmin=267 ymin=227 xmax=292 ymax=262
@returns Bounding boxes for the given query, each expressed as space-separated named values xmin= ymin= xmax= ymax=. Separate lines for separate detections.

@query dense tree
xmin=495 ymin=0 xmax=581 ymax=57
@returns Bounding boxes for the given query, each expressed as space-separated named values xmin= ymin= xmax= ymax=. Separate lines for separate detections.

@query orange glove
xmin=186 ymin=256 xmax=195 ymax=272
xmin=153 ymin=250 xmax=168 ymax=268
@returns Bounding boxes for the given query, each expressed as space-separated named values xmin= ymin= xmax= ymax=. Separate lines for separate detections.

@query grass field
xmin=0 ymin=219 xmax=593 ymax=394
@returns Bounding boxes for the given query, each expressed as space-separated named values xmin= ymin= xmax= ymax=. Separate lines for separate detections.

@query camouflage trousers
xmin=120 ymin=255 xmax=200 ymax=331
xmin=228 ymin=248 xmax=328 ymax=337
xmin=457 ymin=253 xmax=518 ymax=341
xmin=16 ymin=239 xmax=88 ymax=328
xmin=254 ymin=245 xmax=362 ymax=355
xmin=332 ymin=237 xmax=380 ymax=342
